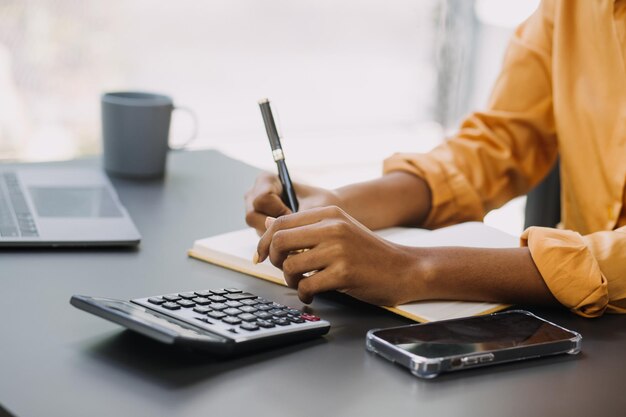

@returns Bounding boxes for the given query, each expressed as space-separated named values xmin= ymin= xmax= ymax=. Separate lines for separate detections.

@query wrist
xmin=331 ymin=172 xmax=433 ymax=230
xmin=397 ymin=246 xmax=442 ymax=304
xmin=324 ymin=189 xmax=343 ymax=208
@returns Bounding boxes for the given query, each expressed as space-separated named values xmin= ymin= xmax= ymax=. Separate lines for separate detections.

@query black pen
xmin=258 ymin=98 xmax=299 ymax=213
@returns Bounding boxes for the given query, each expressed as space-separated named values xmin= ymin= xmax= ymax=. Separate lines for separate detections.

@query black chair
xmin=524 ymin=160 xmax=561 ymax=229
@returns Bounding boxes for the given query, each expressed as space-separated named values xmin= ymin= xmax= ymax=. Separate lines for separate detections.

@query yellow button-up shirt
xmin=384 ymin=0 xmax=626 ymax=317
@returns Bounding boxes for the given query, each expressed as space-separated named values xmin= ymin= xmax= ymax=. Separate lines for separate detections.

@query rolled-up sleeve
xmin=383 ymin=150 xmax=484 ymax=228
xmin=384 ymin=0 xmax=558 ymax=229
xmin=521 ymin=226 xmax=626 ymax=317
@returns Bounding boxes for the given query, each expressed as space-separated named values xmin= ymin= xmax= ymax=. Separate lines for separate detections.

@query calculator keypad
xmin=132 ymin=288 xmax=324 ymax=341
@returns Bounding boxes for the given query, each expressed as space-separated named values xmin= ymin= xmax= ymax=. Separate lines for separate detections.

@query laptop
xmin=0 ymin=167 xmax=141 ymax=247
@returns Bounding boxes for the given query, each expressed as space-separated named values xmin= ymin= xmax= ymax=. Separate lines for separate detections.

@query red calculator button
xmin=301 ymin=314 xmax=320 ymax=322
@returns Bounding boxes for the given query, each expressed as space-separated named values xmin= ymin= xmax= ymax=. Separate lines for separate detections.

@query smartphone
xmin=366 ymin=310 xmax=581 ymax=379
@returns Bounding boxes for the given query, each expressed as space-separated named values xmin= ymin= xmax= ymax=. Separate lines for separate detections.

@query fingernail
xmin=265 ymin=216 xmax=276 ymax=228
xmin=252 ymin=251 xmax=259 ymax=264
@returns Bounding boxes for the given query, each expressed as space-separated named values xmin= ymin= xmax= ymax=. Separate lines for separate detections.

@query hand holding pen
xmin=244 ymin=99 xmax=340 ymax=234
xmin=246 ymin=100 xmax=429 ymax=305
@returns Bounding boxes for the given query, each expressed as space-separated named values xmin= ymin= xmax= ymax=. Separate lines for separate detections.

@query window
xmin=0 ymin=0 xmax=539 ymax=233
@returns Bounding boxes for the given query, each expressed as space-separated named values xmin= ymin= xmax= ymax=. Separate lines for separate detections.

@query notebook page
xmin=190 ymin=222 xmax=518 ymax=321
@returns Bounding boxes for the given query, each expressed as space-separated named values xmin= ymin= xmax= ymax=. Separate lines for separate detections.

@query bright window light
xmin=474 ymin=0 xmax=540 ymax=28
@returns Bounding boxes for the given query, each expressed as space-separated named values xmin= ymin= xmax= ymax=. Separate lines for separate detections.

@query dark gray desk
xmin=1 ymin=150 xmax=624 ymax=417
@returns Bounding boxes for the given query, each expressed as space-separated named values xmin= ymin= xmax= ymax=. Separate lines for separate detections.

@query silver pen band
xmin=272 ymin=149 xmax=284 ymax=161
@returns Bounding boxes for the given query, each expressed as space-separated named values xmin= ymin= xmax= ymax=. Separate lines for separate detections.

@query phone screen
xmin=374 ymin=311 xmax=576 ymax=358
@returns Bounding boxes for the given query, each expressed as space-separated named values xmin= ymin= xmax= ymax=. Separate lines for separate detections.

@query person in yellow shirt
xmin=245 ymin=0 xmax=626 ymax=318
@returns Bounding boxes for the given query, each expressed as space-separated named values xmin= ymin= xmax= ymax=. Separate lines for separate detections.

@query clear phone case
xmin=366 ymin=310 xmax=582 ymax=379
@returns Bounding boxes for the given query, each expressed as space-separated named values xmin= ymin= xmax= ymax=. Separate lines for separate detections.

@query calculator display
xmin=106 ymin=300 xmax=201 ymax=333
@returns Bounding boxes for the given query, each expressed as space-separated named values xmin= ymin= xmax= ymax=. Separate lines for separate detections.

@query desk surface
xmin=1 ymin=150 xmax=624 ymax=417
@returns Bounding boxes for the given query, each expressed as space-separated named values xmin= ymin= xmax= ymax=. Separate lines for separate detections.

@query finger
xmin=245 ymin=173 xmax=279 ymax=208
xmin=244 ymin=173 xmax=290 ymax=224
xmin=267 ymin=223 xmax=326 ymax=268
xmin=252 ymin=192 xmax=291 ymax=218
xmin=281 ymin=246 xmax=331 ymax=288
xmin=246 ymin=199 xmax=286 ymax=232
xmin=257 ymin=206 xmax=345 ymax=262
xmin=245 ymin=211 xmax=268 ymax=235
xmin=296 ymin=267 xmax=345 ymax=304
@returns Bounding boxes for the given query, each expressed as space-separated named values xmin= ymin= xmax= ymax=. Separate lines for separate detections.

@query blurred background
xmin=0 ymin=0 xmax=539 ymax=234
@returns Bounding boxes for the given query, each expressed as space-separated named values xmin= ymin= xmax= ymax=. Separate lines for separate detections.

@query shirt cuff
xmin=521 ymin=226 xmax=609 ymax=317
xmin=383 ymin=151 xmax=484 ymax=229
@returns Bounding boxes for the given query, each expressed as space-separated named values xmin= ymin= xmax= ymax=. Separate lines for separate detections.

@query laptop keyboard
xmin=0 ymin=172 xmax=39 ymax=237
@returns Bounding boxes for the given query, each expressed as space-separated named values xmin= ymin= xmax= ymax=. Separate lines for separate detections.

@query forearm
xmin=400 ymin=246 xmax=557 ymax=306
xmin=333 ymin=171 xmax=432 ymax=230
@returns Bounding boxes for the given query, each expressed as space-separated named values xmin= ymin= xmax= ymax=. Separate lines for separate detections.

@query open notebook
xmin=188 ymin=222 xmax=518 ymax=322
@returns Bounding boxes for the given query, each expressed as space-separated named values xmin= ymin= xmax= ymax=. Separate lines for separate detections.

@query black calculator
xmin=70 ymin=288 xmax=330 ymax=355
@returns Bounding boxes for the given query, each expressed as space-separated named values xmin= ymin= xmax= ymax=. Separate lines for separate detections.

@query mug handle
xmin=169 ymin=106 xmax=198 ymax=151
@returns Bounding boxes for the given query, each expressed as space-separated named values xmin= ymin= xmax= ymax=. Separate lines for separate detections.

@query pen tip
xmin=258 ymin=97 xmax=269 ymax=104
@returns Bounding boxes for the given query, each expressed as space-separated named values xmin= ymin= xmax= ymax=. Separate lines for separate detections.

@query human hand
xmin=255 ymin=206 xmax=421 ymax=305
xmin=244 ymin=172 xmax=340 ymax=235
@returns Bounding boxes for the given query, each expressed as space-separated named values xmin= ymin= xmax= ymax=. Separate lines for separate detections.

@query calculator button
xmin=269 ymin=309 xmax=288 ymax=317
xmin=224 ymin=308 xmax=242 ymax=316
xmin=225 ymin=288 xmax=243 ymax=293
xmin=225 ymin=300 xmax=243 ymax=308
xmin=148 ymin=297 xmax=165 ymax=305
xmin=255 ymin=298 xmax=272 ymax=304
xmin=301 ymin=313 xmax=320 ymax=322
xmin=194 ymin=290 xmax=213 ymax=297
xmin=193 ymin=306 xmax=211 ymax=314
xmin=209 ymin=303 xmax=228 ymax=311
xmin=238 ymin=313 xmax=257 ymax=322
xmin=193 ymin=297 xmax=211 ymax=306
xmin=254 ymin=311 xmax=273 ymax=320
xmin=162 ymin=302 xmax=181 ymax=310
xmin=177 ymin=299 xmax=195 ymax=308
xmin=240 ymin=322 xmax=259 ymax=331
xmin=272 ymin=318 xmax=291 ymax=326
xmin=223 ymin=316 xmax=242 ymax=325
xmin=209 ymin=295 xmax=227 ymax=303
xmin=257 ymin=320 xmax=275 ymax=328
xmin=288 ymin=316 xmax=305 ymax=324
xmin=240 ymin=299 xmax=259 ymax=306
xmin=178 ymin=292 xmax=197 ymax=299
xmin=256 ymin=304 xmax=273 ymax=311
xmin=239 ymin=306 xmax=257 ymax=313
xmin=269 ymin=302 xmax=285 ymax=309
xmin=210 ymin=289 xmax=228 ymax=295
xmin=163 ymin=295 xmax=181 ymax=302
xmin=224 ymin=292 xmax=257 ymax=301
xmin=287 ymin=309 xmax=302 ymax=315
xmin=208 ymin=311 xmax=227 ymax=319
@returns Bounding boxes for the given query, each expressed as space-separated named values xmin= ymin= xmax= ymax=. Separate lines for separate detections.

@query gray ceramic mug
xmin=101 ymin=91 xmax=197 ymax=178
